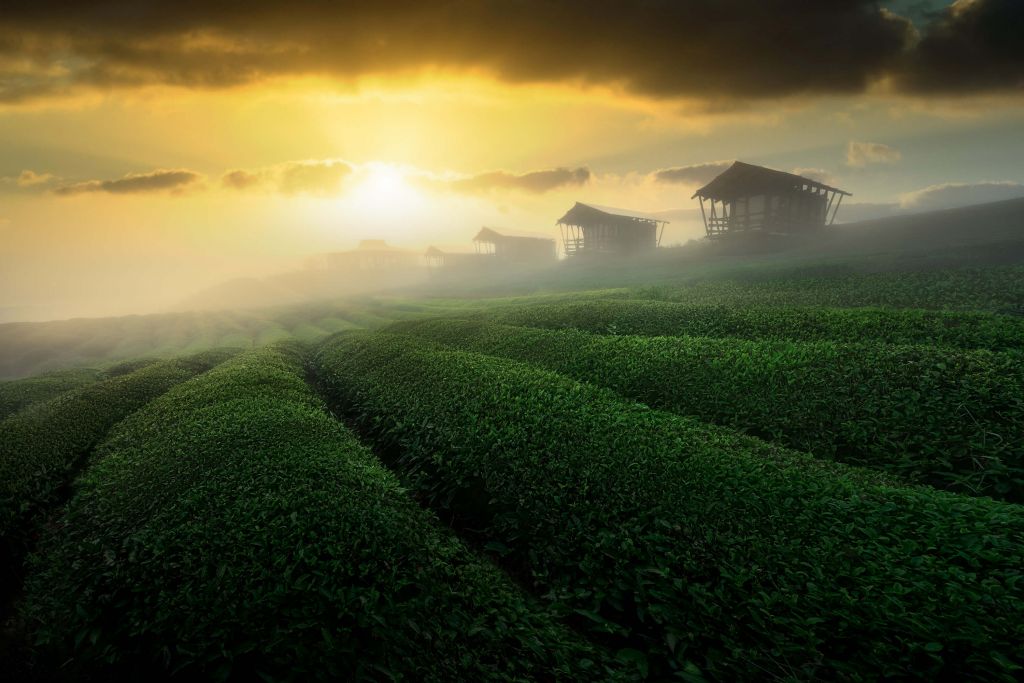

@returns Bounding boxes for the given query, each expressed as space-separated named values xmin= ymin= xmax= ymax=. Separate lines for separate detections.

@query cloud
xmin=653 ymin=161 xmax=733 ymax=186
xmin=53 ymin=169 xmax=202 ymax=195
xmin=16 ymin=169 xmax=56 ymax=187
xmin=221 ymin=169 xmax=265 ymax=190
xmin=846 ymin=141 xmax=902 ymax=167
xmin=222 ymin=160 xmax=352 ymax=195
xmin=899 ymin=180 xmax=1024 ymax=210
xmin=278 ymin=160 xmax=351 ymax=195
xmin=0 ymin=1 xmax=922 ymax=104
xmin=790 ymin=167 xmax=839 ymax=186
xmin=426 ymin=167 xmax=591 ymax=195
xmin=899 ymin=0 xmax=1024 ymax=93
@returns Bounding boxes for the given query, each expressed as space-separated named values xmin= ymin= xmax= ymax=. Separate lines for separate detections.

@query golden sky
xmin=1 ymin=1 xmax=1022 ymax=319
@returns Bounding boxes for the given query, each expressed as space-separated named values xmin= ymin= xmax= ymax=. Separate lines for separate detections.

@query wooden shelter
xmin=472 ymin=227 xmax=556 ymax=264
xmin=327 ymin=240 xmax=418 ymax=271
xmin=556 ymin=202 xmax=667 ymax=257
xmin=693 ymin=162 xmax=851 ymax=239
xmin=424 ymin=246 xmax=487 ymax=271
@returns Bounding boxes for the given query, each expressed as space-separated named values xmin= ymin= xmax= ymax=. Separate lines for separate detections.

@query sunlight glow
xmin=350 ymin=163 xmax=422 ymax=212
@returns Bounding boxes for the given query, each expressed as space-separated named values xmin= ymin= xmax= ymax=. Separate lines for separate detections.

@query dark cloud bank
xmin=0 ymin=1 xmax=1021 ymax=103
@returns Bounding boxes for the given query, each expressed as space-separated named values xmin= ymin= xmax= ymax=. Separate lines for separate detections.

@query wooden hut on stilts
xmin=693 ymin=162 xmax=850 ymax=239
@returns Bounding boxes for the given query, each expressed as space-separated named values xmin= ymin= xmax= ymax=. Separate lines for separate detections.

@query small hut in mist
xmin=424 ymin=246 xmax=487 ymax=271
xmin=693 ymin=162 xmax=850 ymax=239
xmin=327 ymin=240 xmax=418 ymax=271
xmin=473 ymin=227 xmax=556 ymax=264
xmin=556 ymin=202 xmax=667 ymax=257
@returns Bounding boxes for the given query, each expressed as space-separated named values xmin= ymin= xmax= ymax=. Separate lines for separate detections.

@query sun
xmin=350 ymin=163 xmax=422 ymax=211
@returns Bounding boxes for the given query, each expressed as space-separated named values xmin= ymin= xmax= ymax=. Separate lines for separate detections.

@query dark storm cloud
xmin=0 ymin=1 xmax=1018 ymax=103
xmin=899 ymin=0 xmax=1024 ymax=93
xmin=53 ymin=169 xmax=201 ymax=195
xmin=428 ymin=167 xmax=591 ymax=194
xmin=0 ymin=1 xmax=912 ymax=103
xmin=654 ymin=162 xmax=734 ymax=185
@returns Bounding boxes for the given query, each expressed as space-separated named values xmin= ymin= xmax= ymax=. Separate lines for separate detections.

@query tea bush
xmin=0 ymin=368 xmax=103 ymax=420
xmin=393 ymin=319 xmax=1024 ymax=501
xmin=632 ymin=265 xmax=1024 ymax=312
xmin=483 ymin=299 xmax=1024 ymax=351
xmin=0 ymin=348 xmax=238 ymax=603
xmin=21 ymin=344 xmax=618 ymax=681
xmin=314 ymin=331 xmax=1024 ymax=681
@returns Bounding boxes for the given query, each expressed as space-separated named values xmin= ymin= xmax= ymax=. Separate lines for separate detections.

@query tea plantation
xmin=1 ymin=260 xmax=1023 ymax=681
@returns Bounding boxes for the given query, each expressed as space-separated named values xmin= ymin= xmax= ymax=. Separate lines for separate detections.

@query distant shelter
xmin=327 ymin=240 xmax=418 ymax=271
xmin=693 ymin=162 xmax=851 ymax=239
xmin=473 ymin=227 xmax=557 ymax=264
xmin=556 ymin=202 xmax=667 ymax=257
xmin=424 ymin=246 xmax=487 ymax=271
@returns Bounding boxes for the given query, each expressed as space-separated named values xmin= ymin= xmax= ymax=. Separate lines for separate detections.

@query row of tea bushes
xmin=0 ymin=349 xmax=238 ymax=578
xmin=0 ymin=368 xmax=104 ymax=420
xmin=392 ymin=319 xmax=1024 ymax=502
xmin=0 ymin=359 xmax=164 ymax=422
xmin=631 ymin=265 xmax=1024 ymax=313
xmin=481 ymin=299 xmax=1024 ymax=352
xmin=21 ymin=344 xmax=620 ymax=681
xmin=314 ymin=331 xmax=1024 ymax=681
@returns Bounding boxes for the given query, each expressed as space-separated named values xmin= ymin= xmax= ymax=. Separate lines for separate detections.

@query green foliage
xmin=314 ymin=331 xmax=1024 ymax=681
xmin=21 ymin=344 xmax=618 ymax=681
xmin=483 ymin=299 xmax=1024 ymax=352
xmin=393 ymin=319 xmax=1024 ymax=501
xmin=0 ymin=368 xmax=103 ymax=420
xmin=633 ymin=265 xmax=1024 ymax=313
xmin=0 ymin=349 xmax=238 ymax=564
xmin=99 ymin=357 xmax=161 ymax=378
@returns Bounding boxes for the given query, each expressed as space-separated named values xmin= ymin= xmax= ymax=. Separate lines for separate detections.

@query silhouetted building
xmin=424 ymin=246 xmax=487 ymax=271
xmin=556 ymin=202 xmax=667 ymax=257
xmin=327 ymin=240 xmax=418 ymax=271
xmin=473 ymin=227 xmax=556 ymax=264
xmin=693 ymin=162 xmax=851 ymax=239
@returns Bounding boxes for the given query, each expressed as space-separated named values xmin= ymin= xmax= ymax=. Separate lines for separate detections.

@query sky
xmin=1 ymin=0 xmax=1023 ymax=320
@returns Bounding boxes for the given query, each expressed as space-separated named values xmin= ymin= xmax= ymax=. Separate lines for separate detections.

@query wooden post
xmin=829 ymin=194 xmax=846 ymax=225
xmin=699 ymin=196 xmax=709 ymax=238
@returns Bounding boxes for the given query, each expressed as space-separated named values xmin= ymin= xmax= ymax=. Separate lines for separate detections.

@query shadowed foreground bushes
xmin=20 ymin=344 xmax=619 ymax=681
xmin=314 ymin=331 xmax=1024 ymax=681
xmin=0 ymin=349 xmax=238 ymax=584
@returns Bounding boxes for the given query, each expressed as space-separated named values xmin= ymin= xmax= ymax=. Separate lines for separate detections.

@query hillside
xmin=2 ymin=251 xmax=1022 ymax=679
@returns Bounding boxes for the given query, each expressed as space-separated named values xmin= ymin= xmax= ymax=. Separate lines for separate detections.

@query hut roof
xmin=473 ymin=227 xmax=554 ymax=244
xmin=556 ymin=202 xmax=668 ymax=227
xmin=692 ymin=161 xmax=850 ymax=201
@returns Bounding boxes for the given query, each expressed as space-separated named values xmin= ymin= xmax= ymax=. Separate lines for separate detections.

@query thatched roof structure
xmin=693 ymin=162 xmax=849 ymax=202
xmin=557 ymin=202 xmax=668 ymax=229
xmin=473 ymin=227 xmax=554 ymax=245
xmin=556 ymin=202 xmax=666 ymax=256
xmin=692 ymin=162 xmax=851 ymax=239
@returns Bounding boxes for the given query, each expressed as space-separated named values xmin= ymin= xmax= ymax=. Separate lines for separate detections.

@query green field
xmin=1 ymin=248 xmax=1023 ymax=680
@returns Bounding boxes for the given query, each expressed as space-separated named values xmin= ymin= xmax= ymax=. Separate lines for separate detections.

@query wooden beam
xmin=829 ymin=193 xmax=845 ymax=225
xmin=699 ymin=197 xmax=709 ymax=238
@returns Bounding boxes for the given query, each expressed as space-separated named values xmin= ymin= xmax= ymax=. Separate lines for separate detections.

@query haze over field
xmin=0 ymin=0 xmax=1022 ymax=320
xmin=4 ymin=4 xmax=1024 ymax=680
